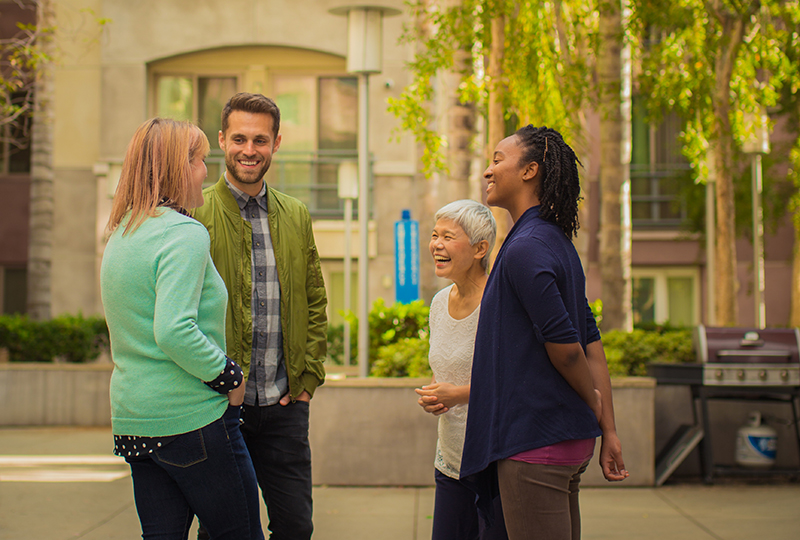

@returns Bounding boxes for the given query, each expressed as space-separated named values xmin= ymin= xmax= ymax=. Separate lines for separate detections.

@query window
xmin=266 ymin=75 xmax=358 ymax=217
xmin=154 ymin=75 xmax=237 ymax=182
xmin=632 ymin=267 xmax=699 ymax=327
xmin=0 ymin=91 xmax=32 ymax=174
xmin=1 ymin=267 xmax=26 ymax=314
xmin=630 ymin=99 xmax=691 ymax=228
xmin=149 ymin=48 xmax=362 ymax=219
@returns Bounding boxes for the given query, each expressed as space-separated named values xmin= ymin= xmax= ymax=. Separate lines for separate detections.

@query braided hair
xmin=514 ymin=125 xmax=583 ymax=238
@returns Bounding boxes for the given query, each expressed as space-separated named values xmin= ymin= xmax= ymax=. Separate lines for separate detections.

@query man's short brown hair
xmin=221 ymin=93 xmax=281 ymax=138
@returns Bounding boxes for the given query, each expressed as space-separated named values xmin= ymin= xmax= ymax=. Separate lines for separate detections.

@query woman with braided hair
xmin=460 ymin=125 xmax=628 ymax=540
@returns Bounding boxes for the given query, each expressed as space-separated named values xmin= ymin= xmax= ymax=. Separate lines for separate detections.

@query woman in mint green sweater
xmin=101 ymin=118 xmax=264 ymax=540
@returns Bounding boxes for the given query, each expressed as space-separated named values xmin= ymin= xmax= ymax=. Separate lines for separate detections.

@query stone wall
xmin=0 ymin=365 xmax=657 ymax=486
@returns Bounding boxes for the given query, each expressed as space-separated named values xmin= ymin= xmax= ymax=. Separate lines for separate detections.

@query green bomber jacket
xmin=193 ymin=176 xmax=327 ymax=399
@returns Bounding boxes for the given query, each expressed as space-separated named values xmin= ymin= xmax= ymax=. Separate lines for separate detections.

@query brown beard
xmin=224 ymin=153 xmax=272 ymax=185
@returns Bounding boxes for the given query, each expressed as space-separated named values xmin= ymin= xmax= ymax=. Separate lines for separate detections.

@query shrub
xmin=327 ymin=298 xmax=430 ymax=375
xmin=601 ymin=327 xmax=694 ymax=376
xmin=0 ymin=314 xmax=109 ymax=363
xmin=371 ymin=337 xmax=431 ymax=377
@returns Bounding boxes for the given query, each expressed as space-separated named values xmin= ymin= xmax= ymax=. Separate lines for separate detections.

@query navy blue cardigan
xmin=460 ymin=206 xmax=602 ymax=520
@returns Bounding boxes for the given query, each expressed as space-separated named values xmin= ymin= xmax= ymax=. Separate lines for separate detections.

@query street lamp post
xmin=330 ymin=5 xmax=400 ymax=377
xmin=337 ymin=161 xmax=358 ymax=366
xmin=743 ymin=110 xmax=770 ymax=329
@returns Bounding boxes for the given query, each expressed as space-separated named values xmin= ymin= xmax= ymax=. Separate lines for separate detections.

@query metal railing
xmin=205 ymin=150 xmax=372 ymax=219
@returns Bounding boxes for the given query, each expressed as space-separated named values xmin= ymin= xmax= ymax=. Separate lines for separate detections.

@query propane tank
xmin=735 ymin=411 xmax=777 ymax=468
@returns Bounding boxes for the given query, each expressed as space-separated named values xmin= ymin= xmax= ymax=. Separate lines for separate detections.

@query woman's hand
xmin=600 ymin=431 xmax=629 ymax=481
xmin=227 ymin=384 xmax=246 ymax=407
xmin=415 ymin=382 xmax=469 ymax=416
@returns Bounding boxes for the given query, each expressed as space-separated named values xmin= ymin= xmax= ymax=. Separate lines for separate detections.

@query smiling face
xmin=429 ymin=218 xmax=482 ymax=281
xmin=218 ymin=110 xmax=282 ymax=196
xmin=483 ymin=135 xmax=540 ymax=221
xmin=187 ymin=152 xmax=208 ymax=209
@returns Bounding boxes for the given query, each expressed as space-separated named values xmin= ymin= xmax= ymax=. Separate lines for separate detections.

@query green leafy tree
xmin=0 ymin=1 xmax=44 ymax=144
xmin=389 ymin=0 xmax=595 ymax=177
xmin=1 ymin=0 xmax=55 ymax=320
xmin=630 ymin=0 xmax=800 ymax=326
xmin=389 ymin=0 xmax=636 ymax=329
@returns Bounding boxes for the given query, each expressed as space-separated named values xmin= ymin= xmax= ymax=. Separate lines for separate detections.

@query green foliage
xmin=326 ymin=300 xmax=695 ymax=379
xmin=630 ymin=0 xmax=800 ymax=181
xmin=388 ymin=0 xmax=597 ymax=177
xmin=0 ymin=18 xmax=54 ymax=133
xmin=325 ymin=323 xmax=348 ymax=366
xmin=601 ymin=327 xmax=694 ymax=377
xmin=0 ymin=314 xmax=109 ymax=363
xmin=326 ymin=298 xmax=430 ymax=376
xmin=589 ymin=298 xmax=603 ymax=329
xmin=370 ymin=338 xmax=432 ymax=378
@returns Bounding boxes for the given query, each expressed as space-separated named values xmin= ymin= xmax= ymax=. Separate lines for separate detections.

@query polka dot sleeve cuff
xmin=204 ymin=356 xmax=244 ymax=394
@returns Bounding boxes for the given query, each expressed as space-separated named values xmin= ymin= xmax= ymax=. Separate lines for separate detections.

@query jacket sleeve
xmin=301 ymin=210 xmax=328 ymax=396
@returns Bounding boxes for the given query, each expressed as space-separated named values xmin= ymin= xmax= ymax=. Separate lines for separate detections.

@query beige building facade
xmin=41 ymin=0 xmax=429 ymax=324
xmin=1 ymin=0 xmax=796 ymax=329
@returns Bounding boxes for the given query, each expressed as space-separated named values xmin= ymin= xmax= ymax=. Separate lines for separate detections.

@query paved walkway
xmin=1 ymin=427 xmax=799 ymax=540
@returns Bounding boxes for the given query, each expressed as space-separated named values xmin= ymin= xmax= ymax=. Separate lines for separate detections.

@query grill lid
xmin=694 ymin=325 xmax=800 ymax=364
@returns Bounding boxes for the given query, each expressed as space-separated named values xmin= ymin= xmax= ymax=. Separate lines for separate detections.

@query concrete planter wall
xmin=0 ymin=363 xmax=112 ymax=426
xmin=309 ymin=376 xmax=656 ymax=487
xmin=0 ymin=364 xmax=656 ymax=486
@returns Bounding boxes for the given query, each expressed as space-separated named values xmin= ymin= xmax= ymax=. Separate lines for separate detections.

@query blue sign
xmin=395 ymin=209 xmax=420 ymax=304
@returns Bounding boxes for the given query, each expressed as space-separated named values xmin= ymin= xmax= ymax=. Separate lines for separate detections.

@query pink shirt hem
xmin=509 ymin=438 xmax=596 ymax=466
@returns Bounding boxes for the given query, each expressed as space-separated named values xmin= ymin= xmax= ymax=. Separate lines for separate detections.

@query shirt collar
xmin=224 ymin=172 xmax=268 ymax=212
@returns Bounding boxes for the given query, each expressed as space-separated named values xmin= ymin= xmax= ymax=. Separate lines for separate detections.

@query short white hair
xmin=435 ymin=199 xmax=497 ymax=270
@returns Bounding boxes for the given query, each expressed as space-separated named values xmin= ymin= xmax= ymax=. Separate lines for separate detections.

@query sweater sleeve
xmin=504 ymin=237 xmax=579 ymax=345
xmin=152 ymin=221 xmax=227 ymax=381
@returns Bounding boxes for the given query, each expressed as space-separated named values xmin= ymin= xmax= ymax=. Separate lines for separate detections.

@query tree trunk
xmin=26 ymin=0 xmax=55 ymax=321
xmin=553 ymin=0 xmax=592 ymax=270
xmin=791 ymin=209 xmax=800 ymax=326
xmin=710 ymin=10 xmax=749 ymax=326
xmin=487 ymin=13 xmax=511 ymax=266
xmin=597 ymin=0 xmax=632 ymax=331
xmin=417 ymin=0 xmax=477 ymax=301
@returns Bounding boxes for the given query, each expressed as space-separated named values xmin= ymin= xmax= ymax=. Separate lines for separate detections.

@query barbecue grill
xmin=649 ymin=325 xmax=800 ymax=484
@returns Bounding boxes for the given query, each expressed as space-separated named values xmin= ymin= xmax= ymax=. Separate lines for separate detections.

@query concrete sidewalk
xmin=1 ymin=427 xmax=799 ymax=540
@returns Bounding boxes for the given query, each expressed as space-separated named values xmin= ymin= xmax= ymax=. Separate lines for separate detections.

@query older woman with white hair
xmin=415 ymin=199 xmax=507 ymax=540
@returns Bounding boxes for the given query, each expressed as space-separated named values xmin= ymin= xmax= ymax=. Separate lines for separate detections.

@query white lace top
xmin=428 ymin=284 xmax=481 ymax=479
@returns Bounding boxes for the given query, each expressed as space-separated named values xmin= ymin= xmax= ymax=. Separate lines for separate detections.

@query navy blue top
xmin=460 ymin=206 xmax=602 ymax=519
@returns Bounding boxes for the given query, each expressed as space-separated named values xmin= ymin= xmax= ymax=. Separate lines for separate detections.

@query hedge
xmin=0 ymin=314 xmax=109 ymax=363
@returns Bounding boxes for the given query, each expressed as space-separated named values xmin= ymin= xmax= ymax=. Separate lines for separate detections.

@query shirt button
xmin=251 ymin=213 xmax=256 ymax=218
xmin=259 ymin=272 xmax=263 ymax=277
xmin=256 ymin=242 xmax=261 ymax=247
xmin=260 ymin=301 xmax=265 ymax=306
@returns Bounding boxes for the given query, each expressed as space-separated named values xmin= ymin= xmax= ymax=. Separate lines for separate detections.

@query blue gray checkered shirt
xmin=225 ymin=176 xmax=287 ymax=406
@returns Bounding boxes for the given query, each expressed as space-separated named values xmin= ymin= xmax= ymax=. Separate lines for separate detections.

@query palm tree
xmin=26 ymin=0 xmax=55 ymax=321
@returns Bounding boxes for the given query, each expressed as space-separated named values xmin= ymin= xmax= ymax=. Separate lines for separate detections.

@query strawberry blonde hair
xmin=107 ymin=117 xmax=210 ymax=234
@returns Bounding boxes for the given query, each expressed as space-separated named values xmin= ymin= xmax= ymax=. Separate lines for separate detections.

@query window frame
xmin=631 ymin=266 xmax=701 ymax=327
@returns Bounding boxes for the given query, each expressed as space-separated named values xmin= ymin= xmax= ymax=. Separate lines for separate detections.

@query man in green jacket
xmin=193 ymin=92 xmax=327 ymax=540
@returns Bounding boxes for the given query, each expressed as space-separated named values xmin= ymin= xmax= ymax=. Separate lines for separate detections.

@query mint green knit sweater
xmin=101 ymin=209 xmax=229 ymax=436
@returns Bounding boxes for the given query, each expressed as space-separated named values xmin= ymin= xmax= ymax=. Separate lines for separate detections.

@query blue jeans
xmin=240 ymin=400 xmax=313 ymax=540
xmin=433 ymin=470 xmax=508 ymax=540
xmin=127 ymin=405 xmax=264 ymax=540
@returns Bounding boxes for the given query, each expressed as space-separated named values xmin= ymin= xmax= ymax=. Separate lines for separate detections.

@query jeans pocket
xmin=154 ymin=428 xmax=208 ymax=468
